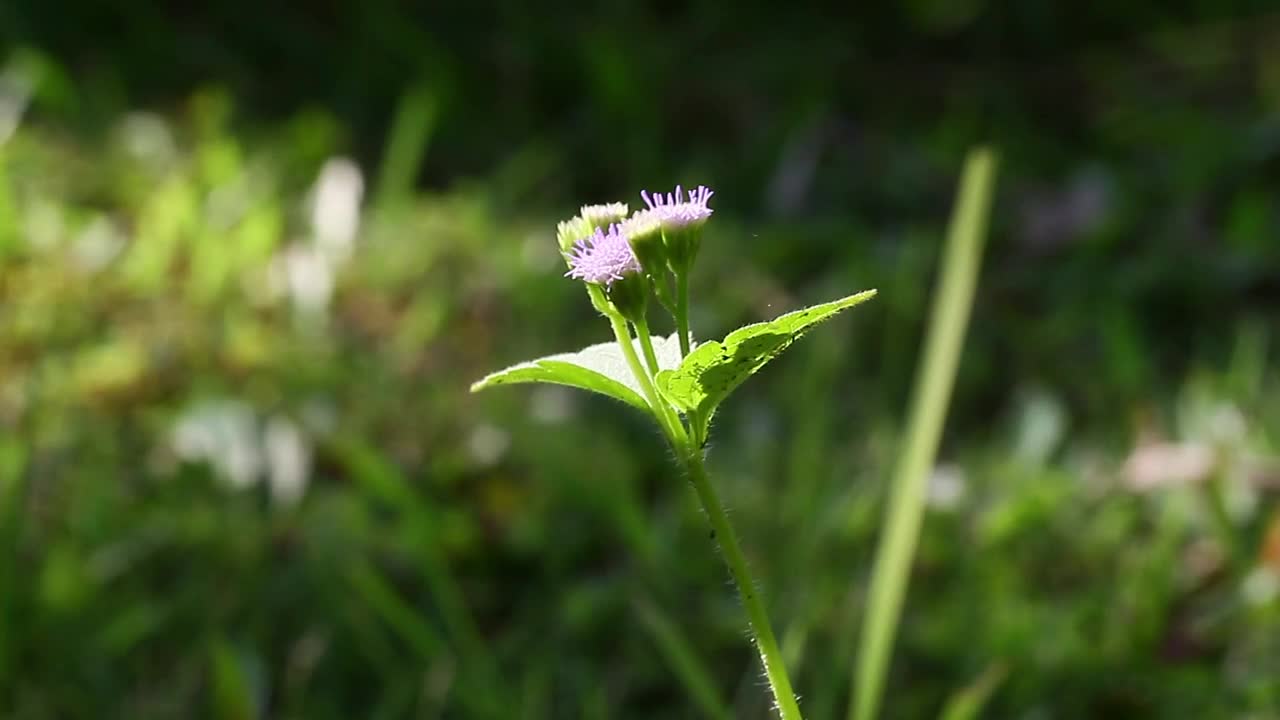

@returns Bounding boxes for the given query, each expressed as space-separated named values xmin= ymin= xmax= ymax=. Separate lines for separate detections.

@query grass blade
xmin=375 ymin=84 xmax=437 ymax=211
xmin=938 ymin=663 xmax=1008 ymax=720
xmin=850 ymin=147 xmax=999 ymax=720
xmin=633 ymin=595 xmax=732 ymax=720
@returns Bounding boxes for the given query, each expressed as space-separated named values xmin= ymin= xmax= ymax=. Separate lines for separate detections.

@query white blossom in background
xmin=264 ymin=415 xmax=311 ymax=507
xmin=72 ymin=216 xmax=126 ymax=272
xmin=1011 ymin=387 xmax=1067 ymax=466
xmin=272 ymin=243 xmax=335 ymax=316
xmin=171 ymin=401 xmax=262 ymax=489
xmin=118 ymin=112 xmax=177 ymax=165
xmin=467 ymin=423 xmax=510 ymax=467
xmin=529 ymin=385 xmax=575 ymax=424
xmin=1123 ymin=442 xmax=1214 ymax=492
xmin=171 ymin=401 xmax=314 ymax=507
xmin=310 ymin=157 xmax=363 ymax=265
xmin=266 ymin=156 xmax=365 ymax=317
xmin=926 ymin=463 xmax=967 ymax=511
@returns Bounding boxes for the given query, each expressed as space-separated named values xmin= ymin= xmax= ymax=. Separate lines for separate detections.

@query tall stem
xmin=685 ymin=451 xmax=803 ymax=720
xmin=610 ymin=286 xmax=796 ymax=717
xmin=675 ymin=271 xmax=692 ymax=357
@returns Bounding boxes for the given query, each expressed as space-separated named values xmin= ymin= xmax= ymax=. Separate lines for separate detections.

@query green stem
xmin=653 ymin=275 xmax=676 ymax=315
xmin=850 ymin=147 xmax=998 ymax=720
xmin=675 ymin=271 xmax=692 ymax=357
xmin=607 ymin=313 xmax=686 ymax=446
xmin=610 ymin=289 xmax=789 ymax=716
xmin=623 ymin=314 xmax=687 ymax=446
xmin=632 ymin=316 xmax=664 ymax=377
xmin=685 ymin=451 xmax=803 ymax=720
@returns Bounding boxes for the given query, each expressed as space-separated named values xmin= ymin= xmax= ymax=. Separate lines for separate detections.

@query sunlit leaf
xmin=656 ymin=290 xmax=876 ymax=436
xmin=471 ymin=333 xmax=684 ymax=413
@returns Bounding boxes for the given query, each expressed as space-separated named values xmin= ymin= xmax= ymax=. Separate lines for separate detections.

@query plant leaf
xmin=656 ymin=290 xmax=876 ymax=434
xmin=471 ymin=334 xmax=685 ymax=413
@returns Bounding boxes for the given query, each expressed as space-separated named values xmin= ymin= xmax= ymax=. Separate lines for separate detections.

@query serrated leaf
xmin=471 ymin=334 xmax=685 ymax=413
xmin=656 ymin=290 xmax=876 ymax=435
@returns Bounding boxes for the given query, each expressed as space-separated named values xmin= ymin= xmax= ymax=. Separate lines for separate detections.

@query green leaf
xmin=470 ymin=334 xmax=684 ymax=413
xmin=656 ymin=290 xmax=876 ymax=435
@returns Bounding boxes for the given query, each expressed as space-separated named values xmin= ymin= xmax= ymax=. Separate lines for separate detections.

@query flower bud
xmin=556 ymin=216 xmax=595 ymax=256
xmin=619 ymin=210 xmax=667 ymax=278
xmin=579 ymin=202 xmax=629 ymax=231
xmin=604 ymin=269 xmax=649 ymax=324
xmin=639 ymin=185 xmax=714 ymax=275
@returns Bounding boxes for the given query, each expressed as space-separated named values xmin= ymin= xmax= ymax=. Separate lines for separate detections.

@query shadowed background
xmin=1 ymin=2 xmax=1279 ymax=718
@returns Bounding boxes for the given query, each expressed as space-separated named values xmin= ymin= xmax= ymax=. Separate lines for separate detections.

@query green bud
xmin=556 ymin=216 xmax=594 ymax=256
xmin=620 ymin=210 xmax=667 ymax=278
xmin=662 ymin=223 xmax=704 ymax=276
xmin=605 ymin=271 xmax=649 ymax=325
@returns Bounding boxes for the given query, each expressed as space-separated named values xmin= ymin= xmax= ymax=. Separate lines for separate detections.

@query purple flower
xmin=640 ymin=184 xmax=715 ymax=228
xmin=565 ymin=224 xmax=642 ymax=285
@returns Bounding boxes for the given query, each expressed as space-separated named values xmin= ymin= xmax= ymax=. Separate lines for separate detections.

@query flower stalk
xmin=675 ymin=270 xmax=692 ymax=358
xmin=684 ymin=450 xmax=803 ymax=720
xmin=618 ymin=323 xmax=803 ymax=719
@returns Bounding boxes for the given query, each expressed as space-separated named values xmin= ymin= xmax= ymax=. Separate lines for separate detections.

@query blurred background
xmin=2 ymin=2 xmax=1280 ymax=718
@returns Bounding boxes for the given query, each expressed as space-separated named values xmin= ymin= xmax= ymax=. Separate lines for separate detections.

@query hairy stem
xmin=612 ymin=289 xmax=794 ymax=716
xmin=685 ymin=451 xmax=803 ymax=720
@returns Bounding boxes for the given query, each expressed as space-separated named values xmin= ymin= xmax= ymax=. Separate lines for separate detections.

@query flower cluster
xmin=560 ymin=184 xmax=714 ymax=289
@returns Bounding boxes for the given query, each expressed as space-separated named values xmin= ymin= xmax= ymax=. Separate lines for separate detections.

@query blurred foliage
xmin=1 ymin=4 xmax=1280 ymax=718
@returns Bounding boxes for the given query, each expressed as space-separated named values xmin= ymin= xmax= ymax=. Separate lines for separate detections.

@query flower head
xmin=556 ymin=216 xmax=595 ymax=254
xmin=640 ymin=184 xmax=714 ymax=229
xmin=639 ymin=184 xmax=714 ymax=274
xmin=619 ymin=209 xmax=661 ymax=240
xmin=618 ymin=209 xmax=667 ymax=276
xmin=579 ymin=202 xmax=629 ymax=230
xmin=565 ymin=224 xmax=642 ymax=286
